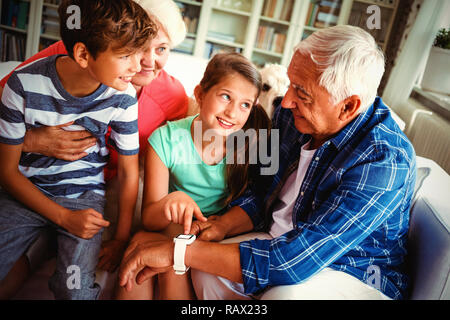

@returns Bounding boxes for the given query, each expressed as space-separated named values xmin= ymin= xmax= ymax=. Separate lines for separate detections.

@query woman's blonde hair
xmin=134 ymin=0 xmax=186 ymax=48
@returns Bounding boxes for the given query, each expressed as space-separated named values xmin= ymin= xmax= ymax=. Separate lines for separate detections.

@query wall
xmin=394 ymin=98 xmax=450 ymax=174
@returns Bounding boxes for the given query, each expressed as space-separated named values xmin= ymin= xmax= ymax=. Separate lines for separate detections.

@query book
xmin=1 ymin=0 xmax=30 ymax=30
xmin=270 ymin=33 xmax=286 ymax=53
xmin=308 ymin=2 xmax=320 ymax=26
xmin=273 ymin=0 xmax=284 ymax=20
xmin=174 ymin=37 xmax=195 ymax=54
xmin=263 ymin=0 xmax=269 ymax=17
xmin=17 ymin=1 xmax=29 ymax=30
xmin=8 ymin=1 xmax=19 ymax=27
xmin=309 ymin=0 xmax=343 ymax=26
xmin=280 ymin=0 xmax=294 ymax=21
xmin=204 ymin=42 xmax=242 ymax=59
xmin=316 ymin=11 xmax=338 ymax=25
xmin=0 ymin=31 xmax=26 ymax=61
xmin=305 ymin=1 xmax=314 ymax=25
xmin=207 ymin=31 xmax=235 ymax=43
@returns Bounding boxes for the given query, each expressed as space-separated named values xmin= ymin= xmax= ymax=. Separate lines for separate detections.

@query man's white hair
xmin=294 ymin=25 xmax=385 ymax=112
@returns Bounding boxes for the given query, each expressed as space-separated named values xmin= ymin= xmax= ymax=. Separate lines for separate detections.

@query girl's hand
xmin=162 ymin=191 xmax=207 ymax=234
xmin=97 ymin=239 xmax=128 ymax=273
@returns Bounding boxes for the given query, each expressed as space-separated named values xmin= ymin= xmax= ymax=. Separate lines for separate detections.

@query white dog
xmin=258 ymin=63 xmax=290 ymax=118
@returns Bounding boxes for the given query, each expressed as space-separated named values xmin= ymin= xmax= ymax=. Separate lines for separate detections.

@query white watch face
xmin=176 ymin=234 xmax=195 ymax=240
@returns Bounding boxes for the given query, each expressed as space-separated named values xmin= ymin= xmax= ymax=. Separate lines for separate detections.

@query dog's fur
xmin=258 ymin=63 xmax=290 ymax=118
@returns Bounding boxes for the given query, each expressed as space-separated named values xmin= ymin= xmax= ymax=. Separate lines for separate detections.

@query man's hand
xmin=190 ymin=215 xmax=228 ymax=242
xmin=97 ymin=239 xmax=128 ymax=273
xmin=60 ymin=208 xmax=110 ymax=239
xmin=23 ymin=121 xmax=97 ymax=161
xmin=119 ymin=240 xmax=174 ymax=291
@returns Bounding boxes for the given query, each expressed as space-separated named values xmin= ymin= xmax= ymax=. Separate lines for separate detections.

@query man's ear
xmin=339 ymin=95 xmax=361 ymax=121
xmin=72 ymin=42 xmax=91 ymax=68
xmin=193 ymin=85 xmax=203 ymax=107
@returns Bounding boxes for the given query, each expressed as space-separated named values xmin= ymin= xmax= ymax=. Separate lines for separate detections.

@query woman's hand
xmin=162 ymin=191 xmax=207 ymax=234
xmin=23 ymin=121 xmax=97 ymax=161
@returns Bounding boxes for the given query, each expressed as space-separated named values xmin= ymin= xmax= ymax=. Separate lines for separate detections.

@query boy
xmin=0 ymin=0 xmax=156 ymax=299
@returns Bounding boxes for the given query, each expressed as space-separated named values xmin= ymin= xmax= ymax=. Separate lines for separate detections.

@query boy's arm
xmin=115 ymin=153 xmax=139 ymax=241
xmin=0 ymin=143 xmax=69 ymax=224
xmin=97 ymin=153 xmax=139 ymax=272
xmin=98 ymin=92 xmax=140 ymax=271
xmin=0 ymin=143 xmax=109 ymax=239
xmin=0 ymin=41 xmax=95 ymax=161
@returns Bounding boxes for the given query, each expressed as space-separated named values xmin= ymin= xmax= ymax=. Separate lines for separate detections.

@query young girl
xmin=116 ymin=52 xmax=271 ymax=300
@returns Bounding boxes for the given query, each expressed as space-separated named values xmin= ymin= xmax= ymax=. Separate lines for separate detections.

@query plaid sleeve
xmin=230 ymin=188 xmax=264 ymax=229
xmin=239 ymin=145 xmax=416 ymax=294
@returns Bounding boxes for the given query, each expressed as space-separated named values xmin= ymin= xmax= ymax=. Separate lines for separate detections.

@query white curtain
xmin=382 ymin=0 xmax=449 ymax=109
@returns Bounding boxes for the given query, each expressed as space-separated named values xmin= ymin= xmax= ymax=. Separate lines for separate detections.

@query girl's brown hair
xmin=225 ymin=103 xmax=271 ymax=205
xmin=198 ymin=53 xmax=271 ymax=206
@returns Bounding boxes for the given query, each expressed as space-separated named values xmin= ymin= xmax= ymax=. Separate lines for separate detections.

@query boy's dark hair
xmin=58 ymin=0 xmax=157 ymax=59
xmin=198 ymin=52 xmax=271 ymax=206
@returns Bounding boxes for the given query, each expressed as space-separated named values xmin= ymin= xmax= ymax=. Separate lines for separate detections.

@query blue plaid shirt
xmin=232 ymin=97 xmax=416 ymax=299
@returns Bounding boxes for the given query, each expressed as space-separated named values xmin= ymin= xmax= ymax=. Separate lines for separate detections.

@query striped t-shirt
xmin=0 ymin=55 xmax=139 ymax=198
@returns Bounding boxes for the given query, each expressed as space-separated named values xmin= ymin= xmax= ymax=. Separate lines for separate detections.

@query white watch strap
xmin=173 ymin=239 xmax=189 ymax=275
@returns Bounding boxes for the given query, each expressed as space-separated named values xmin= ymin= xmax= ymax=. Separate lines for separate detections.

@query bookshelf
xmin=0 ymin=0 xmax=61 ymax=61
xmin=0 ymin=0 xmax=399 ymax=67
xmin=173 ymin=0 xmax=360 ymax=67
xmin=175 ymin=0 xmax=202 ymax=54
xmin=0 ymin=0 xmax=34 ymax=61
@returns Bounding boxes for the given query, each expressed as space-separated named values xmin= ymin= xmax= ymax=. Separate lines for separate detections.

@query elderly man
xmin=119 ymin=25 xmax=416 ymax=300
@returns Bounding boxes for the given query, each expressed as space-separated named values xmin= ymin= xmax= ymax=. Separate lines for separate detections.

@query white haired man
xmin=118 ymin=25 xmax=416 ymax=300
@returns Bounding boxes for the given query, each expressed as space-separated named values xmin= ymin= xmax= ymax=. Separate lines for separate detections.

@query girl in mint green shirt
xmin=127 ymin=53 xmax=271 ymax=300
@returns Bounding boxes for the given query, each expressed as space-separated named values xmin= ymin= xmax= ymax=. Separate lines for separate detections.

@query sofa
xmin=406 ymin=156 xmax=450 ymax=299
xmin=1 ymin=54 xmax=449 ymax=300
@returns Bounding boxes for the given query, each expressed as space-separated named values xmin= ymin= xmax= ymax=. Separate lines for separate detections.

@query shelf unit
xmin=0 ymin=0 xmax=34 ymax=61
xmin=1 ymin=0 xmax=399 ymax=67
xmin=174 ymin=0 xmax=360 ymax=67
xmin=175 ymin=0 xmax=203 ymax=54
xmin=0 ymin=0 xmax=61 ymax=61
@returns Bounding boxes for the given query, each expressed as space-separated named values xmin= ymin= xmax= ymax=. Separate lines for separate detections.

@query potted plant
xmin=421 ymin=28 xmax=450 ymax=95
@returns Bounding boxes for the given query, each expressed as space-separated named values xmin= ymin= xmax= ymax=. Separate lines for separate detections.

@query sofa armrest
xmin=407 ymin=156 xmax=450 ymax=299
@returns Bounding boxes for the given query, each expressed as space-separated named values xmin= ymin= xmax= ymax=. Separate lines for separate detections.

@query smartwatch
xmin=173 ymin=234 xmax=196 ymax=275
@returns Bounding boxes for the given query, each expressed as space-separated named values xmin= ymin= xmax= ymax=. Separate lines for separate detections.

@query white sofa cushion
xmin=407 ymin=156 xmax=450 ymax=299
